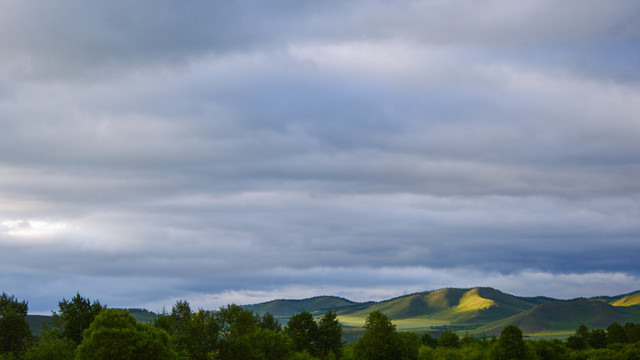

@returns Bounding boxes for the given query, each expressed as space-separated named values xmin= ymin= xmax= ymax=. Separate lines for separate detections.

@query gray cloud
xmin=1 ymin=1 xmax=639 ymax=312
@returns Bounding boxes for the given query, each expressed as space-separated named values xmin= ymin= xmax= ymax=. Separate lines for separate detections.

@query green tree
xmin=438 ymin=330 xmax=459 ymax=348
xmin=397 ymin=332 xmax=420 ymax=360
xmin=286 ymin=311 xmax=319 ymax=355
xmin=216 ymin=304 xmax=258 ymax=360
xmin=566 ymin=324 xmax=588 ymax=350
xmin=607 ymin=322 xmax=628 ymax=345
xmin=75 ymin=309 xmax=176 ymax=360
xmin=51 ymin=293 xmax=103 ymax=345
xmin=170 ymin=300 xmax=192 ymax=344
xmin=259 ymin=313 xmax=281 ymax=332
xmin=217 ymin=304 xmax=257 ymax=340
xmin=317 ymin=311 xmax=343 ymax=359
xmin=0 ymin=293 xmax=32 ymax=356
xmin=421 ymin=333 xmax=437 ymax=349
xmin=247 ymin=327 xmax=293 ymax=360
xmin=531 ymin=338 xmax=567 ymax=360
xmin=353 ymin=311 xmax=401 ymax=360
xmin=624 ymin=322 xmax=640 ymax=343
xmin=497 ymin=324 xmax=525 ymax=360
xmin=187 ymin=309 xmax=219 ymax=359
xmin=24 ymin=334 xmax=75 ymax=360
xmin=588 ymin=328 xmax=607 ymax=349
xmin=155 ymin=301 xmax=220 ymax=360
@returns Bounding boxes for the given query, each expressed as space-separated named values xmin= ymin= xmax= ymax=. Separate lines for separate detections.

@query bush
xmin=76 ymin=309 xmax=176 ymax=360
xmin=24 ymin=336 xmax=75 ymax=360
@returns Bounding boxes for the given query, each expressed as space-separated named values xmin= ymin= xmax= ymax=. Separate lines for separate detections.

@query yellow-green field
xmin=522 ymin=331 xmax=574 ymax=340
xmin=338 ymin=315 xmax=448 ymax=331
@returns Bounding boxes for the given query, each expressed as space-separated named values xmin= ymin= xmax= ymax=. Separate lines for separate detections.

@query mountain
xmin=477 ymin=298 xmax=640 ymax=335
xmin=242 ymin=287 xmax=640 ymax=337
xmin=26 ymin=315 xmax=53 ymax=335
xmin=122 ymin=308 xmax=157 ymax=323
xmin=24 ymin=288 xmax=640 ymax=338
xmin=25 ymin=308 xmax=156 ymax=334
xmin=244 ymin=296 xmax=372 ymax=317
xmin=248 ymin=287 xmax=551 ymax=325
xmin=609 ymin=291 xmax=640 ymax=307
xmin=340 ymin=287 xmax=542 ymax=324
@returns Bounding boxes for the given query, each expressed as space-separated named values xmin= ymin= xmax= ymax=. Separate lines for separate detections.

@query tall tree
xmin=624 ymin=322 xmax=640 ymax=343
xmin=588 ymin=328 xmax=607 ymax=349
xmin=216 ymin=304 xmax=258 ymax=360
xmin=353 ymin=311 xmax=401 ymax=360
xmin=286 ymin=311 xmax=319 ymax=355
xmin=247 ymin=328 xmax=293 ymax=360
xmin=498 ymin=325 xmax=525 ymax=360
xmin=0 ymin=293 xmax=31 ymax=356
xmin=607 ymin=322 xmax=628 ymax=344
xmin=438 ymin=330 xmax=459 ymax=348
xmin=155 ymin=300 xmax=219 ymax=360
xmin=317 ymin=310 xmax=343 ymax=359
xmin=566 ymin=324 xmax=588 ymax=350
xmin=259 ymin=313 xmax=281 ymax=332
xmin=397 ymin=332 xmax=420 ymax=360
xmin=421 ymin=333 xmax=437 ymax=349
xmin=187 ymin=309 xmax=219 ymax=360
xmin=51 ymin=293 xmax=103 ymax=344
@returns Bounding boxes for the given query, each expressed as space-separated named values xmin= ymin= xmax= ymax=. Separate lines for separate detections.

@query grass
xmin=524 ymin=331 xmax=574 ymax=340
xmin=337 ymin=315 xmax=448 ymax=331
xmin=453 ymin=291 xmax=496 ymax=313
xmin=612 ymin=292 xmax=640 ymax=307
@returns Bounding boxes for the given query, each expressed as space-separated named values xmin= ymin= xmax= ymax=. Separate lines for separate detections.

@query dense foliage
xmin=1 ymin=292 xmax=640 ymax=359
xmin=75 ymin=309 xmax=175 ymax=360
xmin=0 ymin=293 xmax=31 ymax=356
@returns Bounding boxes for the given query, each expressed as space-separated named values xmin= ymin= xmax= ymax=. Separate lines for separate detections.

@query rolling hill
xmin=611 ymin=291 xmax=640 ymax=307
xmin=339 ymin=287 xmax=540 ymax=324
xmin=477 ymin=298 xmax=640 ymax=335
xmin=243 ymin=287 xmax=640 ymax=337
xmin=244 ymin=295 xmax=373 ymax=317
xmin=25 ymin=308 xmax=157 ymax=334
xmin=23 ymin=288 xmax=640 ymax=339
xmin=25 ymin=315 xmax=53 ymax=335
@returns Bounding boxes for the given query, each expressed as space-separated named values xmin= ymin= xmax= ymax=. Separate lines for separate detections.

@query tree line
xmin=1 ymin=292 xmax=640 ymax=359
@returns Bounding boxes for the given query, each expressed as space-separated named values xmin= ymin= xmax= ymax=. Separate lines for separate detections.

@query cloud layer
xmin=1 ymin=0 xmax=639 ymax=313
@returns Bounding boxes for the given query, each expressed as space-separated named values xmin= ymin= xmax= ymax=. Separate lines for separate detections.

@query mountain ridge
xmin=243 ymin=287 xmax=640 ymax=336
xmin=24 ymin=287 xmax=640 ymax=337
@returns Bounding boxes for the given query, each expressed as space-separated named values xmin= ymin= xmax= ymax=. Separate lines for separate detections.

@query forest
xmin=1 ymin=292 xmax=640 ymax=360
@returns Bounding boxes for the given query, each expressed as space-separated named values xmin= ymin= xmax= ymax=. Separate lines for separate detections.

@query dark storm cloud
xmin=1 ymin=1 xmax=639 ymax=312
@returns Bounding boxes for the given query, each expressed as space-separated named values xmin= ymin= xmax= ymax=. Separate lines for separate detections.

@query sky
xmin=1 ymin=0 xmax=640 ymax=314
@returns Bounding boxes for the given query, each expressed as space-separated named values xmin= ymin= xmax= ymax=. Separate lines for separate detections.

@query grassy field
xmin=338 ymin=314 xmax=448 ymax=331
xmin=523 ymin=331 xmax=574 ymax=340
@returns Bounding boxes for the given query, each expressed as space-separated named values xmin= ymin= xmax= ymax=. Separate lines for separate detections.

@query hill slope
xmin=343 ymin=287 xmax=544 ymax=324
xmin=25 ymin=288 xmax=640 ymax=338
xmin=477 ymin=299 xmax=640 ymax=335
xmin=26 ymin=315 xmax=53 ymax=335
xmin=244 ymin=296 xmax=371 ymax=317
xmin=611 ymin=291 xmax=640 ymax=307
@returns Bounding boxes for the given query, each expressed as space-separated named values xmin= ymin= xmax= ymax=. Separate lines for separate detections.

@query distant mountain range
xmin=25 ymin=288 xmax=640 ymax=338
xmin=243 ymin=287 xmax=640 ymax=337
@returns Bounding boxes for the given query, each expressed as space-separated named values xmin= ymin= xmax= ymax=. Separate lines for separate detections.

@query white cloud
xmin=0 ymin=0 xmax=639 ymax=313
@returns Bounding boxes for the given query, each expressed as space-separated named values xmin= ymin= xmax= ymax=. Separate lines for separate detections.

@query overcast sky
xmin=1 ymin=0 xmax=640 ymax=314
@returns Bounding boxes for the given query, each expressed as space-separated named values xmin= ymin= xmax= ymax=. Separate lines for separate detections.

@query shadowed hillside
xmin=477 ymin=298 xmax=640 ymax=335
xmin=244 ymin=296 xmax=372 ymax=317
xmin=26 ymin=315 xmax=53 ymax=335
